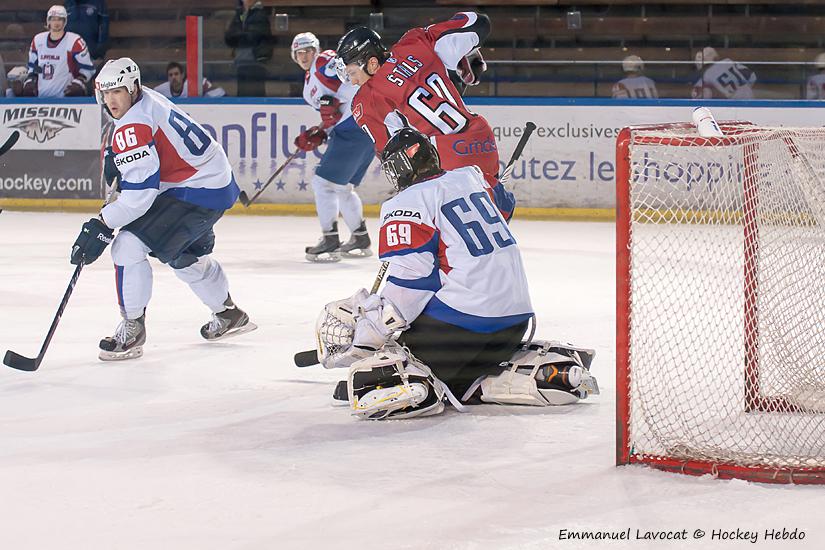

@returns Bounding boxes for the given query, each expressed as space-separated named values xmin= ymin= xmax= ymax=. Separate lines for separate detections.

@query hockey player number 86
xmin=114 ymin=127 xmax=138 ymax=150
xmin=167 ymin=110 xmax=210 ymax=156
xmin=442 ymin=191 xmax=515 ymax=257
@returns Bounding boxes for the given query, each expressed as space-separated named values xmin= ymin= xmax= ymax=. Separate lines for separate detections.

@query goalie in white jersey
xmin=312 ymin=128 xmax=599 ymax=420
xmin=69 ymin=58 xmax=256 ymax=361
xmin=691 ymin=46 xmax=756 ymax=100
xmin=22 ymin=5 xmax=94 ymax=97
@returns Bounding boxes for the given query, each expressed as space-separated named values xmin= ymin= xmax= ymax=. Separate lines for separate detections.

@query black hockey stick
xmin=499 ymin=121 xmax=536 ymax=187
xmin=0 ymin=130 xmax=20 ymax=157
xmin=3 ymin=262 xmax=84 ymax=371
xmin=238 ymin=150 xmax=302 ymax=207
xmin=294 ymin=261 xmax=390 ymax=368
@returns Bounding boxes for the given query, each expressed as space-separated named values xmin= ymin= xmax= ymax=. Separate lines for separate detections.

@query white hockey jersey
xmin=27 ymin=30 xmax=94 ymax=98
xmin=692 ymin=59 xmax=756 ymax=99
xmin=806 ymin=73 xmax=825 ymax=99
xmin=378 ymin=165 xmax=533 ymax=333
xmin=302 ymin=49 xmax=357 ymax=128
xmin=101 ymin=87 xmax=238 ymax=229
xmin=612 ymin=75 xmax=659 ymax=99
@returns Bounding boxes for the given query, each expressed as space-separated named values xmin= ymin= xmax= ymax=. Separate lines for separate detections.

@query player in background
xmin=70 ymin=58 xmax=255 ymax=361
xmin=333 ymin=13 xmax=516 ymax=220
xmin=612 ymin=55 xmax=658 ymax=99
xmin=22 ymin=5 xmax=94 ymax=98
xmin=313 ymin=129 xmax=599 ymax=419
xmin=153 ymin=61 xmax=226 ymax=99
xmin=291 ymin=32 xmax=375 ymax=262
xmin=805 ymin=53 xmax=825 ymax=99
xmin=691 ymin=46 xmax=756 ymax=100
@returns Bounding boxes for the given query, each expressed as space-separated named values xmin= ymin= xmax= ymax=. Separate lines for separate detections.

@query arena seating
xmin=3 ymin=2 xmax=825 ymax=98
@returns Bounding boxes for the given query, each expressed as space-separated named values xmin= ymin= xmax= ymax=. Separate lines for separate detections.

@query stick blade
xmin=238 ymin=191 xmax=251 ymax=207
xmin=3 ymin=349 xmax=40 ymax=371
xmin=294 ymin=349 xmax=319 ymax=367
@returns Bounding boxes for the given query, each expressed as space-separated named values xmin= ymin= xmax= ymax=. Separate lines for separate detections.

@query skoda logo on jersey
xmin=452 ymin=137 xmax=497 ymax=156
xmin=114 ymin=149 xmax=149 ymax=167
xmin=3 ymin=106 xmax=82 ymax=143
xmin=383 ymin=210 xmax=422 ymax=222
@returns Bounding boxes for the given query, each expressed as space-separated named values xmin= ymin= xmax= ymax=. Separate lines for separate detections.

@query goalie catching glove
xmin=314 ymin=289 xmax=407 ymax=369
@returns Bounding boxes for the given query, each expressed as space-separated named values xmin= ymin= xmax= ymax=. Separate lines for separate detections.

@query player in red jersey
xmin=333 ymin=13 xmax=515 ymax=219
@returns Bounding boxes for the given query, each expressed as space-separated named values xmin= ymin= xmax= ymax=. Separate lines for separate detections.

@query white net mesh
xmin=622 ymin=123 xmax=825 ymax=473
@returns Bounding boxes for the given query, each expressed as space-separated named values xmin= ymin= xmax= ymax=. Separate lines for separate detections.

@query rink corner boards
xmin=0 ymin=199 xmax=615 ymax=222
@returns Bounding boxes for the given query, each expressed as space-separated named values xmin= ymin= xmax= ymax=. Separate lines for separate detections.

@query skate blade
xmin=306 ymin=251 xmax=341 ymax=263
xmin=98 ymin=346 xmax=144 ymax=362
xmin=341 ymin=248 xmax=373 ymax=258
xmin=204 ymin=321 xmax=258 ymax=342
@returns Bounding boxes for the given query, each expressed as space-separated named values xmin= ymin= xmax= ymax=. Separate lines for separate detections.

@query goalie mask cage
xmin=616 ymin=121 xmax=825 ymax=484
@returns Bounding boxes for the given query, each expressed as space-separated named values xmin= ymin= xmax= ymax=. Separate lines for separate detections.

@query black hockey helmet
xmin=336 ymin=27 xmax=389 ymax=71
xmin=380 ymin=128 xmax=442 ymax=191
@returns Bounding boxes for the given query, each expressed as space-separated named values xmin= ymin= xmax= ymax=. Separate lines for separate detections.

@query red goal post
xmin=616 ymin=121 xmax=825 ymax=484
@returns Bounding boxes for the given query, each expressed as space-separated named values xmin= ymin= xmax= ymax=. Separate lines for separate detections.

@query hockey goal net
xmin=616 ymin=122 xmax=825 ymax=484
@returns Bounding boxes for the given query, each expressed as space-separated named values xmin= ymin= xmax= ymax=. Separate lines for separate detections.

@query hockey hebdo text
xmin=557 ymin=527 xmax=807 ymax=544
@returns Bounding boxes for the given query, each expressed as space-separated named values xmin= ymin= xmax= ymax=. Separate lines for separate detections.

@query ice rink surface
xmin=0 ymin=211 xmax=821 ymax=550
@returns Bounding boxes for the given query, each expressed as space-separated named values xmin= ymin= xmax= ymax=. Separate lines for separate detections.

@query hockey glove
xmin=70 ymin=217 xmax=114 ymax=265
xmin=294 ymin=125 xmax=327 ymax=152
xmin=103 ymin=148 xmax=120 ymax=188
xmin=21 ymin=76 xmax=37 ymax=97
xmin=456 ymin=49 xmax=487 ymax=87
xmin=319 ymin=95 xmax=343 ymax=129
xmin=63 ymin=77 xmax=88 ymax=97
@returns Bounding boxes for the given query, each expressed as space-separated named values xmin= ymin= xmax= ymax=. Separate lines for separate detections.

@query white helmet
xmin=815 ymin=52 xmax=825 ymax=70
xmin=291 ymin=32 xmax=320 ymax=63
xmin=94 ymin=58 xmax=141 ymax=104
xmin=622 ymin=55 xmax=644 ymax=73
xmin=694 ymin=46 xmax=719 ymax=70
xmin=46 ymin=5 xmax=67 ymax=23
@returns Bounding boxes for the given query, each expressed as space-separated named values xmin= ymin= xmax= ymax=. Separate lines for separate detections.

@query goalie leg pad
xmin=464 ymin=339 xmax=599 ymax=406
xmin=347 ymin=346 xmax=459 ymax=420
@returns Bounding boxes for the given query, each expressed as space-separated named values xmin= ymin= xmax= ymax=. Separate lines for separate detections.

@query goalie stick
xmin=3 ymin=185 xmax=119 ymax=372
xmin=293 ymin=122 xmax=537 ymax=368
xmin=238 ymin=150 xmax=302 ymax=207
xmin=0 ymin=130 xmax=20 ymax=157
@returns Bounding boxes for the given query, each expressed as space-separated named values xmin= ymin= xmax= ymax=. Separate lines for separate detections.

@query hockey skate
xmin=340 ymin=221 xmax=372 ymax=258
xmin=99 ymin=315 xmax=146 ymax=361
xmin=305 ymin=222 xmax=341 ymax=263
xmin=200 ymin=296 xmax=257 ymax=341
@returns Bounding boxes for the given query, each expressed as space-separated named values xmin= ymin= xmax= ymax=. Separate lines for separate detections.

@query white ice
xmin=0 ymin=212 xmax=821 ymax=550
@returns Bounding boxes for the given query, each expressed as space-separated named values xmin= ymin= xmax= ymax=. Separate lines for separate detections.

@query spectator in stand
xmin=224 ymin=0 xmax=272 ymax=97
xmin=612 ymin=55 xmax=658 ymax=99
xmin=154 ymin=62 xmax=226 ymax=98
xmin=66 ymin=0 xmax=109 ymax=60
xmin=22 ymin=5 xmax=94 ymax=97
xmin=806 ymin=53 xmax=825 ymax=99
xmin=691 ymin=46 xmax=756 ymax=100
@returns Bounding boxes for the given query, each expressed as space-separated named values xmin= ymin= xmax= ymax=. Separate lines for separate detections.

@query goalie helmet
xmin=380 ymin=128 xmax=441 ymax=191
xmin=291 ymin=32 xmax=320 ymax=63
xmin=336 ymin=27 xmax=389 ymax=74
xmin=94 ymin=58 xmax=141 ymax=104
xmin=694 ymin=46 xmax=719 ymax=70
xmin=622 ymin=55 xmax=644 ymax=73
xmin=47 ymin=5 xmax=67 ymax=23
